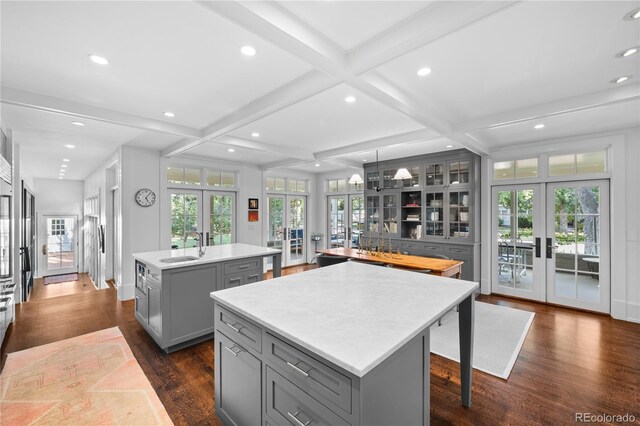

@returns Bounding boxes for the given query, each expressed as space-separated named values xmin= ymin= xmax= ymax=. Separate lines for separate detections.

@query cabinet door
xmin=382 ymin=193 xmax=399 ymax=236
xmin=147 ymin=285 xmax=162 ymax=339
xmin=217 ymin=332 xmax=262 ymax=426
xmin=425 ymin=162 xmax=445 ymax=187
xmin=134 ymin=291 xmax=148 ymax=324
xmin=366 ymin=195 xmax=380 ymax=234
xmin=447 ymin=190 xmax=471 ymax=239
xmin=448 ymin=159 xmax=471 ymax=186
xmin=425 ymin=191 xmax=445 ymax=238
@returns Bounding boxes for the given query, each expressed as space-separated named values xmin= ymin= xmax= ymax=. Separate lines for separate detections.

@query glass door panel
xmin=0 ymin=195 xmax=10 ymax=277
xmin=328 ymin=196 xmax=346 ymax=248
xmin=492 ymin=185 xmax=545 ymax=301
xmin=267 ymin=196 xmax=285 ymax=253
xmin=425 ymin=163 xmax=445 ymax=187
xmin=448 ymin=190 xmax=470 ymax=238
xmin=449 ymin=161 xmax=470 ymax=185
xmin=205 ymin=192 xmax=234 ymax=246
xmin=43 ymin=216 xmax=77 ymax=276
xmin=425 ymin=192 xmax=444 ymax=237
xmin=349 ymin=195 xmax=364 ymax=248
xmin=288 ymin=196 xmax=306 ymax=265
xmin=366 ymin=195 xmax=380 ymax=233
xmin=546 ymin=181 xmax=609 ymax=312
xmin=382 ymin=194 xmax=398 ymax=234
xmin=169 ymin=190 xmax=201 ymax=249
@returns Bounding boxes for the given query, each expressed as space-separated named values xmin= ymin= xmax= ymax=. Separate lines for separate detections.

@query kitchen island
xmin=211 ymin=262 xmax=478 ymax=426
xmin=133 ymin=243 xmax=281 ymax=352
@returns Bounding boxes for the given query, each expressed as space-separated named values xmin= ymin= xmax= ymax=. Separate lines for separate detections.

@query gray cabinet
xmin=134 ymin=290 xmax=148 ymax=325
xmin=217 ymin=331 xmax=262 ymax=426
xmin=147 ymin=279 xmax=162 ymax=340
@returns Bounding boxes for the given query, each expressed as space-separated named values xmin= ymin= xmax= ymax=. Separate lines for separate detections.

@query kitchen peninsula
xmin=211 ymin=262 xmax=478 ymax=426
xmin=133 ymin=243 xmax=281 ymax=353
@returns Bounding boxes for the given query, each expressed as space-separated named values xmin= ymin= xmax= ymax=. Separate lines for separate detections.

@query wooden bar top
xmin=317 ymin=247 xmax=463 ymax=279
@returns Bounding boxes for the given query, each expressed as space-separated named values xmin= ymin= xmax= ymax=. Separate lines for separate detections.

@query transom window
xmin=327 ymin=178 xmax=364 ymax=193
xmin=167 ymin=166 xmax=236 ymax=187
xmin=549 ymin=151 xmax=606 ymax=176
xmin=494 ymin=158 xmax=538 ymax=180
xmin=266 ymin=177 xmax=308 ymax=193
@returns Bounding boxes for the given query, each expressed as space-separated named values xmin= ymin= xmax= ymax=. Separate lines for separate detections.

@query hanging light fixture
xmin=393 ymin=168 xmax=412 ymax=180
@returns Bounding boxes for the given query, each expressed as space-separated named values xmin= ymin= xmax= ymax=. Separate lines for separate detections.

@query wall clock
xmin=135 ymin=188 xmax=156 ymax=207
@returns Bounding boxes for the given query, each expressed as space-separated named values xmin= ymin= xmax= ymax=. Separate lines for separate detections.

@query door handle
xmin=546 ymin=238 xmax=553 ymax=259
xmin=535 ymin=237 xmax=541 ymax=258
xmin=205 ymin=232 xmax=210 ymax=246
xmin=42 ymin=244 xmax=47 ymax=255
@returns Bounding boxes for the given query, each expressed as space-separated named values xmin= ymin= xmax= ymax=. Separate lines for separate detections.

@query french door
xmin=169 ymin=189 xmax=235 ymax=249
xmin=328 ymin=195 xmax=365 ymax=248
xmin=492 ymin=180 xmax=610 ymax=313
xmin=266 ymin=195 xmax=307 ymax=267
xmin=42 ymin=215 xmax=78 ymax=276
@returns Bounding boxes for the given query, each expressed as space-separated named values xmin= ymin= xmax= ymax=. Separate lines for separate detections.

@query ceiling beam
xmin=215 ymin=135 xmax=315 ymax=161
xmin=260 ymin=157 xmax=308 ymax=171
xmin=454 ymin=83 xmax=640 ymax=133
xmin=161 ymin=70 xmax=340 ymax=157
xmin=0 ymin=86 xmax=202 ymax=139
xmin=347 ymin=1 xmax=518 ymax=75
xmin=196 ymin=0 xmax=345 ymax=75
xmin=322 ymin=157 xmax=363 ymax=170
xmin=314 ymin=129 xmax=439 ymax=159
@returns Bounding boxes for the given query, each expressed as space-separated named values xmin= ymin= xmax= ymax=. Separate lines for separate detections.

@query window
xmin=207 ymin=170 xmax=235 ymax=187
xmin=549 ymin=151 xmax=606 ymax=176
xmin=167 ymin=167 xmax=201 ymax=185
xmin=170 ymin=193 xmax=200 ymax=248
xmin=494 ymin=158 xmax=538 ymax=180
xmin=266 ymin=177 xmax=306 ymax=192
xmin=288 ymin=179 xmax=307 ymax=193
xmin=266 ymin=177 xmax=286 ymax=191
xmin=328 ymin=178 xmax=363 ymax=193
xmin=50 ymin=218 xmax=66 ymax=236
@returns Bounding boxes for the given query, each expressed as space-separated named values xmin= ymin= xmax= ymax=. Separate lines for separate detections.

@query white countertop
xmin=132 ymin=243 xmax=281 ymax=270
xmin=210 ymin=262 xmax=478 ymax=377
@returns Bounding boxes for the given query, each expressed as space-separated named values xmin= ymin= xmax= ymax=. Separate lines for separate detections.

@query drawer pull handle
xmin=286 ymin=361 xmax=310 ymax=377
xmin=287 ymin=411 xmax=310 ymax=426
xmin=224 ymin=345 xmax=244 ymax=357
xmin=238 ymin=265 xmax=250 ymax=270
xmin=223 ymin=321 xmax=242 ymax=333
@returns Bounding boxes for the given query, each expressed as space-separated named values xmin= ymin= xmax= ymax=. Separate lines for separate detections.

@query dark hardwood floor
xmin=3 ymin=265 xmax=639 ymax=425
xmin=29 ymin=272 xmax=97 ymax=301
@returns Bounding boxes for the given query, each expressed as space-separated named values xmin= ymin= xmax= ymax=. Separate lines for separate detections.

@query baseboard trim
xmin=612 ymin=299 xmax=640 ymax=323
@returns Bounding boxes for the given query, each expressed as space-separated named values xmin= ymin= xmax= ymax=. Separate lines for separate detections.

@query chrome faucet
xmin=184 ymin=231 xmax=206 ymax=257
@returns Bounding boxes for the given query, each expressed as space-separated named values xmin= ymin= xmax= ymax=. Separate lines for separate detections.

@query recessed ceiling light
xmin=227 ymin=148 xmax=235 ymax=153
xmin=88 ymin=54 xmax=109 ymax=65
xmin=62 ymin=158 xmax=70 ymax=162
xmin=251 ymin=132 xmax=260 ymax=138
xmin=616 ymin=47 xmax=639 ymax=58
xmin=315 ymin=163 xmax=320 ymax=167
xmin=344 ymin=96 xmax=356 ymax=103
xmin=58 ymin=177 xmax=63 ymax=179
xmin=417 ymin=67 xmax=432 ymax=77
xmin=61 ymin=164 xmax=68 ymax=168
xmin=624 ymin=8 xmax=640 ymax=20
xmin=534 ymin=124 xmax=545 ymax=129
xmin=611 ymin=75 xmax=631 ymax=84
xmin=445 ymin=144 xmax=454 ymax=148
xmin=71 ymin=121 xmax=85 ymax=126
xmin=163 ymin=112 xmax=175 ymax=118
xmin=363 ymin=159 xmax=367 ymax=162
xmin=64 ymin=144 xmax=75 ymax=149
xmin=241 ymin=45 xmax=256 ymax=56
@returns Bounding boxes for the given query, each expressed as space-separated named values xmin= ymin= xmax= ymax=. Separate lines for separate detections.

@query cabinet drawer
xmin=265 ymin=333 xmax=352 ymax=414
xmin=245 ymin=271 xmax=262 ymax=284
xmin=224 ymin=258 xmax=261 ymax=276
xmin=266 ymin=367 xmax=350 ymax=426
xmin=423 ymin=244 xmax=443 ymax=255
xmin=398 ymin=241 xmax=422 ymax=255
xmin=134 ymin=290 xmax=148 ymax=322
xmin=446 ymin=245 xmax=472 ymax=256
xmin=216 ymin=304 xmax=262 ymax=353
xmin=147 ymin=266 xmax=161 ymax=282
xmin=223 ymin=275 xmax=243 ymax=289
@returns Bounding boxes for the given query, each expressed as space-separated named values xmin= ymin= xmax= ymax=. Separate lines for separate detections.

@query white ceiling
xmin=1 ymin=1 xmax=638 ymax=180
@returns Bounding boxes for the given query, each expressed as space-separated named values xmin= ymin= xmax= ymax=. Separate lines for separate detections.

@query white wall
xmin=480 ymin=128 xmax=639 ymax=323
xmin=33 ymin=178 xmax=84 ymax=277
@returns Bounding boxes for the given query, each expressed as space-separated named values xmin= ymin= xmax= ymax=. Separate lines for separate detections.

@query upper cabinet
xmin=363 ymin=150 xmax=480 ymax=245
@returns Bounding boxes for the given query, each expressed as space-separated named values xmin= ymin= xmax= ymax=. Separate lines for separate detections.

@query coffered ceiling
xmin=1 ymin=1 xmax=638 ymax=180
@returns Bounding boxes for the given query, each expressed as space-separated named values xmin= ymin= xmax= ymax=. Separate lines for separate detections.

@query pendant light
xmin=348 ymin=173 xmax=364 ymax=185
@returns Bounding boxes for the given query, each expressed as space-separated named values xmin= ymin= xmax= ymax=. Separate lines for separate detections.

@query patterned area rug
xmin=0 ymin=327 xmax=173 ymax=425
xmin=43 ymin=273 xmax=79 ymax=285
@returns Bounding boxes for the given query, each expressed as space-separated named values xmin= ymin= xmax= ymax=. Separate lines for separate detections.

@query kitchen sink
xmin=159 ymin=256 xmax=200 ymax=263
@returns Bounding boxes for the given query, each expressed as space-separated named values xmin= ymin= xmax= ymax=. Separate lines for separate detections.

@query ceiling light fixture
xmin=624 ymin=8 xmax=640 ymax=20
xmin=58 ymin=177 xmax=63 ymax=179
xmin=251 ymin=132 xmax=260 ymax=138
xmin=616 ymin=47 xmax=639 ymax=57
xmin=64 ymin=144 xmax=75 ymax=149
xmin=241 ymin=45 xmax=256 ymax=56
xmin=89 ymin=54 xmax=109 ymax=65
xmin=227 ymin=148 xmax=235 ymax=153
xmin=62 ymin=158 xmax=70 ymax=162
xmin=445 ymin=144 xmax=454 ymax=148
xmin=61 ymin=164 xmax=68 ymax=168
xmin=71 ymin=121 xmax=85 ymax=126
xmin=611 ymin=75 xmax=631 ymax=84
xmin=345 ymin=96 xmax=356 ymax=103
xmin=534 ymin=124 xmax=545 ymax=129
xmin=163 ymin=112 xmax=175 ymax=118
xmin=315 ymin=163 xmax=320 ymax=167
xmin=363 ymin=159 xmax=367 ymax=162
xmin=417 ymin=67 xmax=432 ymax=77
